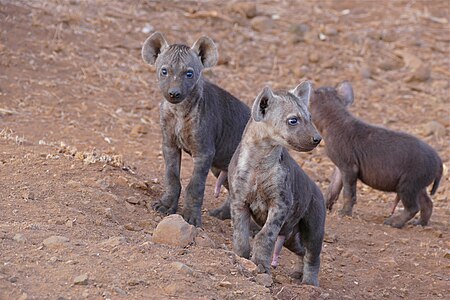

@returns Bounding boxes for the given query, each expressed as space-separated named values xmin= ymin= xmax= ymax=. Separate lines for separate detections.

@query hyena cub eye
xmin=160 ymin=67 xmax=168 ymax=76
xmin=287 ymin=117 xmax=299 ymax=126
xmin=185 ymin=69 xmax=194 ymax=79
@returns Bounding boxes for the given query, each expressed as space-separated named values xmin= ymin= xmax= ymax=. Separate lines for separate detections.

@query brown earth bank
xmin=0 ymin=0 xmax=449 ymax=299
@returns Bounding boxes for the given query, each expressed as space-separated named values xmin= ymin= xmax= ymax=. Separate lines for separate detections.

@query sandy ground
xmin=0 ymin=0 xmax=449 ymax=299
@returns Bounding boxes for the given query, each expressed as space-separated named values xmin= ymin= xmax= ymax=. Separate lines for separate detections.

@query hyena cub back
xmin=229 ymin=81 xmax=325 ymax=286
xmin=142 ymin=32 xmax=250 ymax=227
xmin=310 ymin=81 xmax=443 ymax=228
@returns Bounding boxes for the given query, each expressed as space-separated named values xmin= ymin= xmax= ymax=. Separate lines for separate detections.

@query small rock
xmin=251 ymin=16 xmax=273 ymax=32
xmin=381 ymin=29 xmax=397 ymax=42
xmin=406 ymin=64 xmax=431 ymax=82
xmin=229 ymin=2 xmax=257 ymax=18
xmin=152 ymin=214 xmax=197 ymax=247
xmin=141 ymin=23 xmax=154 ymax=34
xmin=164 ymin=283 xmax=179 ymax=294
xmin=126 ymin=196 xmax=140 ymax=204
xmin=170 ymin=261 xmax=194 ymax=275
xmin=112 ymin=286 xmax=127 ymax=295
xmin=130 ymin=124 xmax=147 ymax=137
xmin=294 ymin=65 xmax=310 ymax=78
xmin=114 ymin=176 xmax=129 ymax=186
xmin=74 ymin=273 xmax=88 ymax=285
xmin=323 ymin=232 xmax=337 ymax=243
xmin=236 ymin=256 xmax=258 ymax=274
xmin=43 ymin=236 xmax=69 ymax=248
xmin=13 ymin=233 xmax=27 ymax=243
xmin=378 ymin=56 xmax=403 ymax=71
xmin=105 ymin=208 xmax=113 ymax=219
xmin=124 ymin=223 xmax=142 ymax=232
xmin=219 ymin=281 xmax=232 ymax=288
xmin=100 ymin=236 xmax=126 ymax=248
xmin=17 ymin=293 xmax=28 ymax=300
xmin=22 ymin=191 xmax=35 ymax=201
xmin=256 ymin=273 xmax=273 ymax=287
xmin=125 ymin=202 xmax=136 ymax=213
xmin=323 ymin=25 xmax=338 ymax=36
xmin=444 ymin=251 xmax=450 ymax=259
xmin=9 ymin=276 xmax=18 ymax=283
xmin=308 ymin=52 xmax=320 ymax=63
xmin=423 ymin=121 xmax=446 ymax=138
xmin=360 ymin=64 xmax=372 ymax=79
xmin=65 ymin=220 xmax=74 ymax=228
xmin=194 ymin=231 xmax=216 ymax=248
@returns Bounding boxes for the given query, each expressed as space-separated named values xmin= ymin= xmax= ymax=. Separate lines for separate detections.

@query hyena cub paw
xmin=182 ymin=208 xmax=202 ymax=227
xmin=152 ymin=200 xmax=176 ymax=215
xmin=208 ymin=206 xmax=231 ymax=220
xmin=383 ymin=216 xmax=405 ymax=228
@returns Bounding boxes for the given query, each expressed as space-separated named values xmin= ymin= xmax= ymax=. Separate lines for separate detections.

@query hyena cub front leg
xmin=182 ymin=153 xmax=215 ymax=227
xmin=252 ymin=204 xmax=288 ymax=273
xmin=231 ymin=197 xmax=251 ymax=259
xmin=152 ymin=143 xmax=182 ymax=214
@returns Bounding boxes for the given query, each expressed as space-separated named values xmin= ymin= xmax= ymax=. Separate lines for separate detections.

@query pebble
xmin=170 ymin=261 xmax=194 ymax=275
xmin=194 ymin=231 xmax=216 ymax=248
xmin=308 ymin=52 xmax=320 ymax=63
xmin=406 ymin=64 xmax=430 ymax=82
xmin=17 ymin=293 xmax=28 ymax=300
xmin=130 ymin=124 xmax=147 ymax=137
xmin=229 ymin=2 xmax=257 ymax=19
xmin=152 ymin=214 xmax=197 ymax=247
xmin=256 ymin=273 xmax=273 ymax=287
xmin=219 ymin=281 xmax=232 ymax=288
xmin=43 ymin=236 xmax=69 ymax=248
xmin=423 ymin=121 xmax=445 ymax=139
xmin=13 ymin=233 xmax=27 ymax=243
xmin=236 ymin=256 xmax=258 ymax=274
xmin=126 ymin=196 xmax=139 ymax=204
xmin=74 ymin=273 xmax=89 ymax=285
xmin=100 ymin=236 xmax=126 ymax=248
xmin=112 ymin=286 xmax=127 ymax=295
xmin=125 ymin=202 xmax=136 ymax=213
xmin=251 ymin=16 xmax=273 ymax=32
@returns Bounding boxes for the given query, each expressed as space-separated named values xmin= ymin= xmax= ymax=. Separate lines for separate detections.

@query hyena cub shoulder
xmin=141 ymin=32 xmax=250 ymax=227
xmin=229 ymin=81 xmax=326 ymax=286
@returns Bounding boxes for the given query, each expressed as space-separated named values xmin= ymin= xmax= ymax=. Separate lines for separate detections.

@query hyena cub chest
xmin=165 ymin=107 xmax=201 ymax=155
xmin=247 ymin=163 xmax=287 ymax=226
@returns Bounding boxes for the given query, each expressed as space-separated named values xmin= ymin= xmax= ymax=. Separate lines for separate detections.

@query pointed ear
xmin=191 ymin=36 xmax=218 ymax=68
xmin=336 ymin=81 xmax=354 ymax=107
xmin=142 ymin=32 xmax=169 ymax=65
xmin=290 ymin=81 xmax=313 ymax=107
xmin=251 ymin=86 xmax=273 ymax=122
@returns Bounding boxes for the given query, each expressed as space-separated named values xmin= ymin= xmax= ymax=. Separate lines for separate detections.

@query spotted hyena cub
xmin=310 ymin=81 xmax=443 ymax=228
xmin=229 ymin=81 xmax=325 ymax=286
xmin=141 ymin=32 xmax=250 ymax=227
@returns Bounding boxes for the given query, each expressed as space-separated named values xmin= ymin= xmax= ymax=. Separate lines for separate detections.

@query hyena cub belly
xmin=229 ymin=81 xmax=326 ymax=286
xmin=141 ymin=32 xmax=250 ymax=227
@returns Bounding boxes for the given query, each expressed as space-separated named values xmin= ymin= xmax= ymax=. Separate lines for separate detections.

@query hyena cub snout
xmin=257 ymin=84 xmax=321 ymax=151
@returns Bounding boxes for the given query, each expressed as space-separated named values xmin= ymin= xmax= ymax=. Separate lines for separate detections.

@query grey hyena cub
xmin=141 ymin=32 xmax=250 ymax=227
xmin=229 ymin=81 xmax=326 ymax=286
xmin=310 ymin=81 xmax=443 ymax=228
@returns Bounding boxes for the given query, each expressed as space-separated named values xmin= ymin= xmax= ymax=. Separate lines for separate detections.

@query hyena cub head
xmin=141 ymin=32 xmax=218 ymax=104
xmin=251 ymin=81 xmax=322 ymax=152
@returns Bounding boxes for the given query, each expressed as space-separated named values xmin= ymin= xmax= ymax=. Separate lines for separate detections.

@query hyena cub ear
xmin=191 ymin=36 xmax=218 ymax=68
xmin=142 ymin=32 xmax=169 ymax=65
xmin=336 ymin=81 xmax=354 ymax=107
xmin=291 ymin=81 xmax=313 ymax=107
xmin=251 ymin=86 xmax=274 ymax=122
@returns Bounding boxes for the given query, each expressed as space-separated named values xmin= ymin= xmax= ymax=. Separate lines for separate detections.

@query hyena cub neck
xmin=230 ymin=81 xmax=325 ymax=286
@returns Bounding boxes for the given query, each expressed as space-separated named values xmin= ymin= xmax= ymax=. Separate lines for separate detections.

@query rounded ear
xmin=290 ymin=81 xmax=313 ymax=107
xmin=142 ymin=32 xmax=169 ymax=65
xmin=251 ymin=86 xmax=273 ymax=122
xmin=336 ymin=81 xmax=354 ymax=107
xmin=191 ymin=36 xmax=218 ymax=68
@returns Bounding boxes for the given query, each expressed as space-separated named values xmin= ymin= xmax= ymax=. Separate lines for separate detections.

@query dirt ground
xmin=0 ymin=0 xmax=449 ymax=299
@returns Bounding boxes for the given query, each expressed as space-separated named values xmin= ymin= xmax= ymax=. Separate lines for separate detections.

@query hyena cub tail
xmin=430 ymin=162 xmax=443 ymax=195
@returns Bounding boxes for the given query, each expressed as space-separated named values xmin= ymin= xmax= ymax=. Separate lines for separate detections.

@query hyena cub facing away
xmin=229 ymin=81 xmax=326 ymax=286
xmin=310 ymin=81 xmax=443 ymax=228
xmin=141 ymin=32 xmax=250 ymax=227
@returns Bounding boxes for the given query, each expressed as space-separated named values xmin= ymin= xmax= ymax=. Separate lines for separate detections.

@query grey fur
xmin=310 ymin=81 xmax=443 ymax=228
xmin=229 ymin=82 xmax=325 ymax=286
xmin=142 ymin=32 xmax=250 ymax=227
